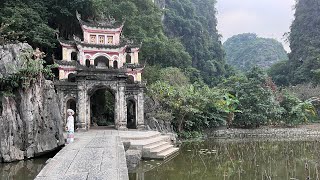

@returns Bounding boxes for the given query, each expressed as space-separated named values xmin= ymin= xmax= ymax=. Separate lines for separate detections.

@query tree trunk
xmin=227 ymin=112 xmax=235 ymax=128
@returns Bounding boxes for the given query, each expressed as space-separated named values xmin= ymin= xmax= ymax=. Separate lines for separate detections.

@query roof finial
xmin=76 ymin=11 xmax=81 ymax=21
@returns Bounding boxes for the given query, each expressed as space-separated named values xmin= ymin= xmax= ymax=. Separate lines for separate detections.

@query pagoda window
xmin=113 ymin=61 xmax=118 ymax=69
xmin=71 ymin=52 xmax=77 ymax=61
xmin=85 ymin=59 xmax=90 ymax=68
xmin=99 ymin=35 xmax=105 ymax=44
xmin=107 ymin=36 xmax=113 ymax=44
xmin=90 ymin=35 xmax=96 ymax=43
xmin=126 ymin=54 xmax=132 ymax=64
xmin=127 ymin=75 xmax=135 ymax=84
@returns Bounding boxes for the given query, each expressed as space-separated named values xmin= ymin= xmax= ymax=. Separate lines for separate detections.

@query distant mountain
xmin=223 ymin=33 xmax=288 ymax=71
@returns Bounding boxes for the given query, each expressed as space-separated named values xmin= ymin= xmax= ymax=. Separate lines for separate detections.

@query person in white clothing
xmin=66 ymin=109 xmax=75 ymax=144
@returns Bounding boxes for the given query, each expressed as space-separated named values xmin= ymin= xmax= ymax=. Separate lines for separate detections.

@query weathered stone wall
xmin=0 ymin=43 xmax=64 ymax=162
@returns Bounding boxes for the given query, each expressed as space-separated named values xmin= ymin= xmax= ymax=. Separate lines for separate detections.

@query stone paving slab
xmin=35 ymin=132 xmax=129 ymax=180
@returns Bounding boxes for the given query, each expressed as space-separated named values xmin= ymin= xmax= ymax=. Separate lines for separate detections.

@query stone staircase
xmin=120 ymin=131 xmax=179 ymax=160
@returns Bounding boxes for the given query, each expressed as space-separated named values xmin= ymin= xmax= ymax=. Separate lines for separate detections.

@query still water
xmin=129 ymin=139 xmax=320 ymax=180
xmin=1 ymin=139 xmax=320 ymax=180
xmin=0 ymin=158 xmax=47 ymax=180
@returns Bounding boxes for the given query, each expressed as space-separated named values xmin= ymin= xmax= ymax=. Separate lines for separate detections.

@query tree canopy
xmin=164 ymin=0 xmax=228 ymax=85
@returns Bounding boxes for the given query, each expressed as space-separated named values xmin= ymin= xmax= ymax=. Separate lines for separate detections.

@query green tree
xmin=220 ymin=68 xmax=283 ymax=128
xmin=268 ymin=60 xmax=290 ymax=86
xmin=280 ymin=91 xmax=316 ymax=126
xmin=215 ymin=93 xmax=241 ymax=128
xmin=0 ymin=1 xmax=56 ymax=48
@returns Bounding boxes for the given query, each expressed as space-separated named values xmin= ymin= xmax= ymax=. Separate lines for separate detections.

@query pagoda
xmin=57 ymin=12 xmax=143 ymax=82
xmin=54 ymin=12 xmax=145 ymax=131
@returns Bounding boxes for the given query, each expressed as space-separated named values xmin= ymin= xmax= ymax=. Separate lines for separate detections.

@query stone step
xmin=150 ymin=144 xmax=174 ymax=154
xmin=144 ymin=141 xmax=169 ymax=151
xmin=149 ymin=144 xmax=174 ymax=158
xmin=120 ymin=131 xmax=161 ymax=141
xmin=143 ymin=144 xmax=175 ymax=159
xmin=156 ymin=147 xmax=180 ymax=160
xmin=130 ymin=136 xmax=169 ymax=149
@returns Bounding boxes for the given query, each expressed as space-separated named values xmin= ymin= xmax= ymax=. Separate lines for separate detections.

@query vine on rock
xmin=0 ymin=48 xmax=57 ymax=94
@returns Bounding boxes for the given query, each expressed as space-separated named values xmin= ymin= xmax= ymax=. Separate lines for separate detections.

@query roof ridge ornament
xmin=76 ymin=11 xmax=124 ymax=29
xmin=76 ymin=10 xmax=81 ymax=21
xmin=73 ymin=35 xmax=81 ymax=42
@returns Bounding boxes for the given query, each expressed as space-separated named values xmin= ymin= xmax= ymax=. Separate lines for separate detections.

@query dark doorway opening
xmin=127 ymin=99 xmax=136 ymax=129
xmin=90 ymin=88 xmax=115 ymax=127
xmin=94 ymin=56 xmax=109 ymax=69
xmin=71 ymin=52 xmax=78 ymax=61
xmin=68 ymin=73 xmax=76 ymax=82
xmin=126 ymin=54 xmax=131 ymax=64
xmin=85 ymin=59 xmax=90 ymax=68
xmin=113 ymin=61 xmax=118 ymax=69
xmin=127 ymin=75 xmax=135 ymax=84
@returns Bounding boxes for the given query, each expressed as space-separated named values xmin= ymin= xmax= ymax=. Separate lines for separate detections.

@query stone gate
xmin=54 ymin=13 xmax=145 ymax=130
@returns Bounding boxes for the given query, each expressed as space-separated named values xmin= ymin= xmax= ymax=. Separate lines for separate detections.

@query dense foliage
xmin=164 ymin=0 xmax=228 ymax=85
xmin=267 ymin=60 xmax=291 ymax=86
xmin=148 ymin=67 xmax=227 ymax=133
xmin=224 ymin=33 xmax=288 ymax=72
xmin=287 ymin=0 xmax=320 ymax=84
xmin=219 ymin=68 xmax=282 ymax=127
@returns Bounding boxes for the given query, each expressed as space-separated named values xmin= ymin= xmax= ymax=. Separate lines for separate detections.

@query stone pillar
xmin=77 ymin=83 xmax=88 ymax=130
xmin=90 ymin=59 xmax=94 ymax=65
xmin=136 ymin=90 xmax=145 ymax=130
xmin=115 ymin=84 xmax=127 ymax=130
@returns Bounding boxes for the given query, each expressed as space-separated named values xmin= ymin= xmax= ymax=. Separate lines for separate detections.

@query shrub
xmin=279 ymin=91 xmax=317 ymax=126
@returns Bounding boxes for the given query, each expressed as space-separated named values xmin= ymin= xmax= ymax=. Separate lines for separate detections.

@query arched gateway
xmin=54 ymin=13 xmax=145 ymax=130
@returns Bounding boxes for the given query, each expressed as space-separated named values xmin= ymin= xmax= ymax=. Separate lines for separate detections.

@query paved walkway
xmin=35 ymin=130 xmax=129 ymax=180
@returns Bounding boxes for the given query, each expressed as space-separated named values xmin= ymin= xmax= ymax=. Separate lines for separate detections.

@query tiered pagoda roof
xmin=76 ymin=11 xmax=124 ymax=30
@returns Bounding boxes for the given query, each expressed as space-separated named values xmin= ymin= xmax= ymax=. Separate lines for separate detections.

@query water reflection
xmin=129 ymin=139 xmax=320 ymax=180
xmin=0 ymin=158 xmax=47 ymax=180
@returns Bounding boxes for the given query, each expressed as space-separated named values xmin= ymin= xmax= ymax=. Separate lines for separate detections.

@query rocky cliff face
xmin=144 ymin=96 xmax=175 ymax=134
xmin=0 ymin=43 xmax=64 ymax=162
xmin=153 ymin=0 xmax=166 ymax=9
xmin=0 ymin=43 xmax=31 ymax=78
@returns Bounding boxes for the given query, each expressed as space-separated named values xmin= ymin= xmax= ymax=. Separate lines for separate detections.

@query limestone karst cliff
xmin=0 ymin=43 xmax=64 ymax=162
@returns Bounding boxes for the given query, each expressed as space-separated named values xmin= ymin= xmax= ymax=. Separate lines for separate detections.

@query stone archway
xmin=90 ymin=87 xmax=115 ymax=127
xmin=81 ymin=83 xmax=127 ymax=130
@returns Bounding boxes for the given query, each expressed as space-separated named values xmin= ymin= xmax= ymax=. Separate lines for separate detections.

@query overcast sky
xmin=216 ymin=0 xmax=296 ymax=52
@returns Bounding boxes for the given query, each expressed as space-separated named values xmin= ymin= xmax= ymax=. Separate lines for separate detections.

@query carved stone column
xmin=77 ymin=83 xmax=88 ymax=130
xmin=136 ymin=90 xmax=145 ymax=130
xmin=115 ymin=84 xmax=128 ymax=130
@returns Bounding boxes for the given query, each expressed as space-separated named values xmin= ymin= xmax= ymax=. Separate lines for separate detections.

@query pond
xmin=129 ymin=138 xmax=320 ymax=180
xmin=0 ymin=158 xmax=47 ymax=180
xmin=1 ymin=139 xmax=320 ymax=180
